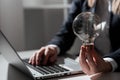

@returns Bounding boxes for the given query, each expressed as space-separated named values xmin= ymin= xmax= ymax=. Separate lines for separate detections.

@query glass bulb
xmin=72 ymin=12 xmax=101 ymax=45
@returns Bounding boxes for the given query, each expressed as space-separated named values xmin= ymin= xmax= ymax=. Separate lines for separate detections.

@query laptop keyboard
xmin=23 ymin=59 xmax=69 ymax=75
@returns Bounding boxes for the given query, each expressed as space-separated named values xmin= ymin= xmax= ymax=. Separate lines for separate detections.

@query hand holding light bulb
xmin=72 ymin=12 xmax=112 ymax=75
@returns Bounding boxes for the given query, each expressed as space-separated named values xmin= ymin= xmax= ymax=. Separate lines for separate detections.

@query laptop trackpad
xmin=62 ymin=58 xmax=82 ymax=71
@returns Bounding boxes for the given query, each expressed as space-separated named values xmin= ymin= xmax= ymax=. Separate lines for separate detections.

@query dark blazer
xmin=48 ymin=0 xmax=120 ymax=71
xmin=48 ymin=0 xmax=84 ymax=54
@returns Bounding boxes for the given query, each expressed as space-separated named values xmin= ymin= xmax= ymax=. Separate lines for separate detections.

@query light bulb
xmin=72 ymin=12 xmax=101 ymax=45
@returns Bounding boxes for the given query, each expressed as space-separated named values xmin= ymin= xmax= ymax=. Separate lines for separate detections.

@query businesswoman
xmin=29 ymin=0 xmax=120 ymax=75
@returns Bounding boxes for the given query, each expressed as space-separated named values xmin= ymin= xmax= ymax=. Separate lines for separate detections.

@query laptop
xmin=0 ymin=30 xmax=83 ymax=80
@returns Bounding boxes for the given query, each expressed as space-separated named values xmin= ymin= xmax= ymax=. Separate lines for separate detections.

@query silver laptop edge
xmin=0 ymin=30 xmax=35 ymax=79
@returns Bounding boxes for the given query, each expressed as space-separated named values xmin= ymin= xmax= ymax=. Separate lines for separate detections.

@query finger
xmin=29 ymin=52 xmax=36 ymax=64
xmin=43 ymin=47 xmax=51 ymax=65
xmin=93 ymin=52 xmax=104 ymax=65
xmin=90 ymin=45 xmax=104 ymax=63
xmin=29 ymin=53 xmax=37 ymax=65
xmin=29 ymin=55 xmax=33 ymax=64
xmin=86 ymin=46 xmax=96 ymax=68
xmin=36 ymin=47 xmax=45 ymax=65
xmin=79 ymin=46 xmax=90 ymax=71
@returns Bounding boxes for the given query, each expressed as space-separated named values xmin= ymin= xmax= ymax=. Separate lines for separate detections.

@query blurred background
xmin=0 ymin=0 xmax=81 ymax=55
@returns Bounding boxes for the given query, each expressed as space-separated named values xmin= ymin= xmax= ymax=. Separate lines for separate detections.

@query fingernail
xmin=28 ymin=60 xmax=31 ymax=64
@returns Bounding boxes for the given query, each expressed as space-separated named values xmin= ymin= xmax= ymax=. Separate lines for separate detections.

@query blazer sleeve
xmin=107 ymin=13 xmax=120 ymax=72
xmin=105 ymin=48 xmax=120 ymax=72
xmin=48 ymin=0 xmax=85 ymax=54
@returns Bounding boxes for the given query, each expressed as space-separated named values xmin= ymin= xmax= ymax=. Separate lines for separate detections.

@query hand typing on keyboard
xmin=28 ymin=45 xmax=58 ymax=66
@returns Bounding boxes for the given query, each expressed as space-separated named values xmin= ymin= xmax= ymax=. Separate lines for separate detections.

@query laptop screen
xmin=0 ymin=30 xmax=34 ymax=79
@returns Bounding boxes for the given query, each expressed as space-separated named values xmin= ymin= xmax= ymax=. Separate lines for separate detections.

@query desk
xmin=0 ymin=50 xmax=120 ymax=80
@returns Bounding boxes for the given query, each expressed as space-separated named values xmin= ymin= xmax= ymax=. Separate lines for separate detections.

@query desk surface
xmin=0 ymin=50 xmax=120 ymax=80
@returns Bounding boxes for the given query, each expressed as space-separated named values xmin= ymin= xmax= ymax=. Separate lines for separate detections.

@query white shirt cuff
xmin=104 ymin=58 xmax=118 ymax=72
xmin=47 ymin=44 xmax=60 ymax=55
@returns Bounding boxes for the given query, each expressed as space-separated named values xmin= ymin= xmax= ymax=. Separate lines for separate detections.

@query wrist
xmin=104 ymin=58 xmax=118 ymax=72
xmin=105 ymin=61 xmax=112 ymax=72
xmin=47 ymin=44 xmax=60 ymax=55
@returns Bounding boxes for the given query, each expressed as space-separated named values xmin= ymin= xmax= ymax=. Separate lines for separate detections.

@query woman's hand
xmin=79 ymin=44 xmax=112 ymax=75
xmin=29 ymin=45 xmax=58 ymax=65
